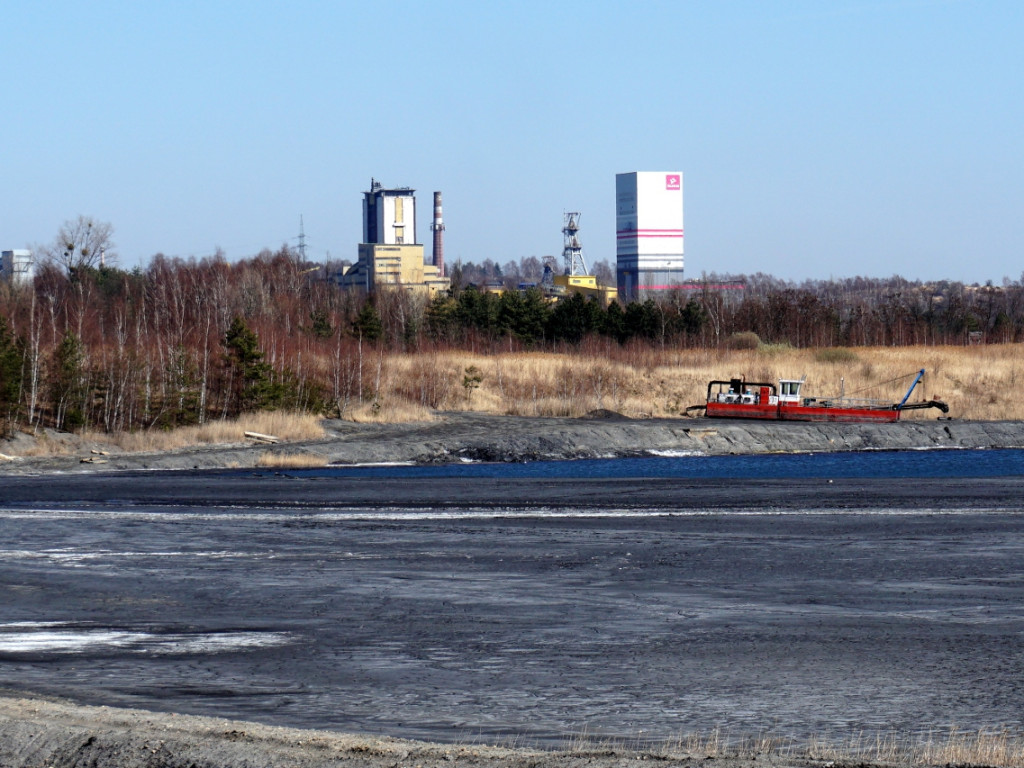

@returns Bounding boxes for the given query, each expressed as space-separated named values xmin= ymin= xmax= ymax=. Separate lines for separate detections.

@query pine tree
xmin=0 ymin=317 xmax=26 ymax=431
xmin=308 ymin=309 xmax=335 ymax=339
xmin=352 ymin=301 xmax=383 ymax=342
xmin=52 ymin=331 xmax=86 ymax=429
xmin=223 ymin=317 xmax=278 ymax=413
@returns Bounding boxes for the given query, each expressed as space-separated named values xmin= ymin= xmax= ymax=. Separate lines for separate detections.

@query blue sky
xmin=3 ymin=1 xmax=1021 ymax=283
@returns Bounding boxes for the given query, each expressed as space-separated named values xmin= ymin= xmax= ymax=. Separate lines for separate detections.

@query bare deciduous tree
xmin=42 ymin=216 xmax=116 ymax=277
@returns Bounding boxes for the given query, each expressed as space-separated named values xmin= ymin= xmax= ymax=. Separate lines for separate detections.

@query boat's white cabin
xmin=778 ymin=379 xmax=803 ymax=404
xmin=710 ymin=380 xmax=778 ymax=406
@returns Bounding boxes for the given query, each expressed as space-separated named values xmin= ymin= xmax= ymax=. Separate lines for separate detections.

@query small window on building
xmin=395 ymin=226 xmax=404 ymax=244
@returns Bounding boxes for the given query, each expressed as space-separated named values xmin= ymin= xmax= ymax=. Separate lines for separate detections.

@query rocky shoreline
xmin=4 ymin=412 xmax=1024 ymax=475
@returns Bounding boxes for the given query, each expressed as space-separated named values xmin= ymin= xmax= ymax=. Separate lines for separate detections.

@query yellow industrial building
xmin=549 ymin=273 xmax=617 ymax=304
xmin=335 ymin=180 xmax=450 ymax=297
xmin=337 ymin=244 xmax=448 ymax=297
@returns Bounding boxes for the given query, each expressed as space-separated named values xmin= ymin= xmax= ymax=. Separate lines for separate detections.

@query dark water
xmin=294 ymin=447 xmax=1024 ymax=480
xmin=1 ymin=451 xmax=1023 ymax=745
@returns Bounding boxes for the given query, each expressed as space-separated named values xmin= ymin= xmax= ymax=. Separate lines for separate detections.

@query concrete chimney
xmin=430 ymin=191 xmax=445 ymax=277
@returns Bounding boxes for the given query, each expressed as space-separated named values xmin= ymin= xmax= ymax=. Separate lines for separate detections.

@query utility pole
xmin=297 ymin=215 xmax=307 ymax=263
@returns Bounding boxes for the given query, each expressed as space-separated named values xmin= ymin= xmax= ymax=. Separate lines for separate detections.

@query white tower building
xmin=363 ymin=178 xmax=417 ymax=245
xmin=615 ymin=171 xmax=684 ymax=301
xmin=0 ymin=249 xmax=34 ymax=284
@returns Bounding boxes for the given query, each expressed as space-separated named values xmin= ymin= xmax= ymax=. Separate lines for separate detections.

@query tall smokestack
xmin=430 ymin=190 xmax=445 ymax=277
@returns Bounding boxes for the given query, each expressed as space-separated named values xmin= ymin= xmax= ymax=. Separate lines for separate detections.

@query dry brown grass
xmin=255 ymin=451 xmax=329 ymax=468
xmin=799 ymin=726 xmax=1024 ymax=767
xmin=81 ymin=411 xmax=326 ymax=454
xmin=565 ymin=726 xmax=1024 ymax=767
xmin=343 ymin=399 xmax=438 ymax=424
xmin=15 ymin=435 xmax=77 ymax=458
xmin=8 ymin=345 xmax=1023 ymax=458
xmin=361 ymin=344 xmax=1024 ymax=422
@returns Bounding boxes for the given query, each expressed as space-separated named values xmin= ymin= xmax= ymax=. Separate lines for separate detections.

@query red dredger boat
xmin=698 ymin=369 xmax=949 ymax=423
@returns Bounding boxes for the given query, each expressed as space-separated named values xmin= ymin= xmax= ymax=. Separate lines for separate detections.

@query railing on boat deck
xmin=801 ymin=396 xmax=894 ymax=410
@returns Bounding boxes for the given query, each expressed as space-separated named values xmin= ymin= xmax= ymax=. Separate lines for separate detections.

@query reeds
xmin=561 ymin=725 xmax=1024 ymax=767
xmin=799 ymin=726 xmax=1024 ymax=766
xmin=78 ymin=411 xmax=326 ymax=454
xmin=255 ymin=451 xmax=329 ymax=468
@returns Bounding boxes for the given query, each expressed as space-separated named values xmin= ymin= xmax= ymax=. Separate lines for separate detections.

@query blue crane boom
xmin=897 ymin=369 xmax=926 ymax=409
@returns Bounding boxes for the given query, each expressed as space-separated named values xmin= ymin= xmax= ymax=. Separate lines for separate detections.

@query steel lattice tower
xmin=562 ymin=211 xmax=587 ymax=276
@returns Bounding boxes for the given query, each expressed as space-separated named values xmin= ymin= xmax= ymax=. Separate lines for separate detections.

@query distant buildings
xmin=0 ymin=249 xmax=34 ymax=284
xmin=327 ymin=172 xmax=691 ymax=304
xmin=334 ymin=180 xmax=449 ymax=297
xmin=615 ymin=171 xmax=684 ymax=301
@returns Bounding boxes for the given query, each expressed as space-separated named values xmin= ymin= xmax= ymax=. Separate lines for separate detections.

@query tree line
xmin=2 ymin=245 xmax=1023 ymax=436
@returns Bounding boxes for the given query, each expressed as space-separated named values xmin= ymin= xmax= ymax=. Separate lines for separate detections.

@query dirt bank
xmin=0 ymin=693 xmax=900 ymax=768
xmin=3 ymin=412 xmax=1024 ymax=475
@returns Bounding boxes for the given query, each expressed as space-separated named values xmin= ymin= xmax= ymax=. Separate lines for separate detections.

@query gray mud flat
xmin=3 ymin=475 xmax=1024 ymax=766
xmin=2 ymin=415 xmax=1024 ymax=768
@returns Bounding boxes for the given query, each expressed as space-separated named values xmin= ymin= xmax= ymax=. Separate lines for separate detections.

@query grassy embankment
xmin=4 ymin=344 xmax=1022 ymax=463
xmin=5 ymin=411 xmax=326 ymax=460
xmin=353 ymin=342 xmax=1023 ymax=422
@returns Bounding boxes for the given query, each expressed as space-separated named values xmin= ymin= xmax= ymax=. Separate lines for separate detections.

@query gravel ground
xmin=3 ymin=411 xmax=1023 ymax=475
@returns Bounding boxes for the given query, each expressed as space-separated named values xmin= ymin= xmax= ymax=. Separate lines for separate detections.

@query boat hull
xmin=705 ymin=402 xmax=901 ymax=423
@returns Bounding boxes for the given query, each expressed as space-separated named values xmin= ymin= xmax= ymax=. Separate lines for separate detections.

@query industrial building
xmin=0 ymin=249 xmax=34 ymax=284
xmin=335 ymin=180 xmax=449 ymax=296
xmin=543 ymin=212 xmax=617 ymax=304
xmin=615 ymin=171 xmax=684 ymax=301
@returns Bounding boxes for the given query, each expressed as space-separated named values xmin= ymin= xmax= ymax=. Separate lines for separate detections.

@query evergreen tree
xmin=223 ymin=317 xmax=279 ymax=413
xmin=425 ymin=295 xmax=460 ymax=342
xmin=308 ymin=308 xmax=335 ymax=339
xmin=623 ymin=300 xmax=662 ymax=341
xmin=52 ymin=331 xmax=87 ymax=429
xmin=456 ymin=287 xmax=500 ymax=336
xmin=678 ymin=298 xmax=708 ymax=336
xmin=353 ymin=301 xmax=384 ymax=342
xmin=516 ymin=287 xmax=551 ymax=343
xmin=0 ymin=317 xmax=25 ymax=430
xmin=548 ymin=292 xmax=603 ymax=344
xmin=602 ymin=300 xmax=627 ymax=343
xmin=497 ymin=290 xmax=527 ymax=340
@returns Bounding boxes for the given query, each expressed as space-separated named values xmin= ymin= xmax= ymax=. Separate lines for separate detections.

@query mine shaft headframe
xmin=562 ymin=211 xmax=587 ymax=276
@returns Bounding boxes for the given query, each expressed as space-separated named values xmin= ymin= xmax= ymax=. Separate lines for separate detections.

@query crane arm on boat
xmin=894 ymin=369 xmax=949 ymax=413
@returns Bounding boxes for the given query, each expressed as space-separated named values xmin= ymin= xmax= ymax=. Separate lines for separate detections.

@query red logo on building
xmin=666 ymin=174 xmax=680 ymax=190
